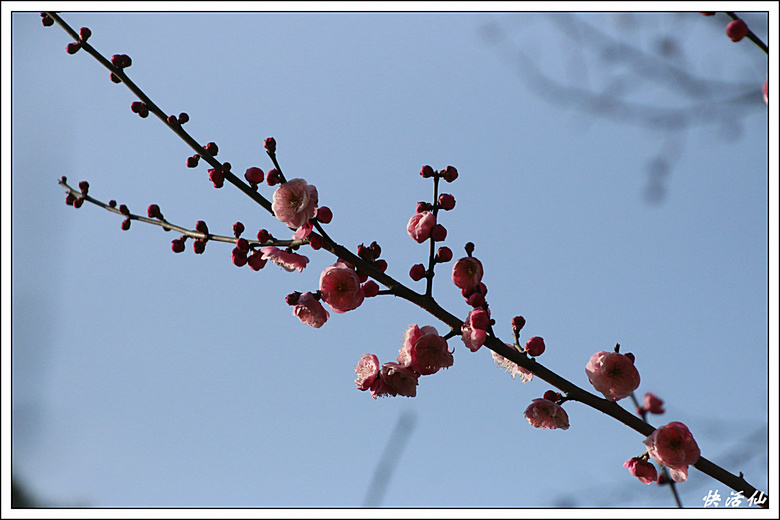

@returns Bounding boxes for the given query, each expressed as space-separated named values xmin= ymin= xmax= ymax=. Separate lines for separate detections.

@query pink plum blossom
xmin=643 ymin=422 xmax=700 ymax=483
xmin=492 ymin=345 xmax=533 ymax=382
xmin=524 ymin=398 xmax=570 ymax=430
xmin=585 ymin=350 xmax=640 ymax=401
xmin=373 ymin=362 xmax=419 ymax=398
xmin=397 ymin=324 xmax=453 ymax=375
xmin=623 ymin=457 xmax=658 ymax=484
xmin=461 ymin=308 xmax=490 ymax=352
xmin=272 ymin=178 xmax=318 ymax=229
xmin=319 ymin=262 xmax=365 ymax=313
xmin=292 ymin=291 xmax=329 ymax=328
xmin=355 ymin=353 xmax=380 ymax=391
xmin=260 ymin=246 xmax=309 ymax=272
xmin=407 ymin=211 xmax=436 ymax=243
xmin=452 ymin=256 xmax=484 ymax=292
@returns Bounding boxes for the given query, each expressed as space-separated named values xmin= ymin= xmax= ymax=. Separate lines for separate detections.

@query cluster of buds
xmin=109 ymin=53 xmax=132 ymax=83
xmin=65 ymin=26 xmax=91 ymax=54
xmin=208 ymin=162 xmax=231 ymax=189
xmin=356 ymin=241 xmax=386 ymax=284
xmin=130 ymin=101 xmax=149 ymax=118
xmin=167 ymin=112 xmax=189 ymax=127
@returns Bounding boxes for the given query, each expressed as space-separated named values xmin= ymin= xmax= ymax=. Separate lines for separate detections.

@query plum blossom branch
xmin=58 ymin=177 xmax=304 ymax=250
xmin=44 ymin=12 xmax=768 ymax=508
xmin=724 ymin=12 xmax=769 ymax=54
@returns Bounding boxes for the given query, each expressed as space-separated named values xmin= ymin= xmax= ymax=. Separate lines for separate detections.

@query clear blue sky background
xmin=8 ymin=9 xmax=775 ymax=510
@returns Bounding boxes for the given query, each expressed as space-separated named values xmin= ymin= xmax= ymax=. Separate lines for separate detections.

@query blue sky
xmin=6 ymin=7 xmax=777 ymax=512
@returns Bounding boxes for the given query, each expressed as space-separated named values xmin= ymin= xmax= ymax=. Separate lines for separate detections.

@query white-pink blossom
xmin=643 ymin=422 xmax=700 ymax=483
xmin=407 ymin=211 xmax=436 ymax=243
xmin=260 ymin=246 xmax=309 ymax=272
xmin=355 ymin=353 xmax=380 ymax=391
xmin=319 ymin=262 xmax=365 ymax=313
xmin=524 ymin=398 xmax=570 ymax=430
xmin=272 ymin=178 xmax=318 ymax=228
xmin=585 ymin=350 xmax=640 ymax=401
xmin=292 ymin=291 xmax=329 ymax=328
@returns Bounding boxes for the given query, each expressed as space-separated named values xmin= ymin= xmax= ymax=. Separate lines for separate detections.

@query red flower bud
xmin=244 ymin=167 xmax=264 ymax=185
xmin=256 ymin=229 xmax=270 ymax=242
xmin=266 ymin=168 xmax=281 ymax=186
xmin=108 ymin=200 xmax=117 ymax=208
xmin=110 ymin=72 xmax=121 ymax=83
xmin=120 ymin=218 xmax=131 ymax=230
xmin=420 ymin=165 xmax=434 ymax=178
xmin=309 ymin=234 xmax=323 ymax=250
xmin=73 ymin=197 xmax=84 ymax=208
xmin=264 ymin=137 xmax=276 ymax=153
xmin=357 ymin=244 xmax=372 ymax=260
xmin=442 ymin=165 xmax=458 ymax=182
xmin=208 ymin=168 xmax=224 ymax=188
xmin=285 ymin=292 xmax=301 ymax=305
xmin=195 ymin=220 xmax=209 ymax=235
xmin=466 ymin=291 xmax=485 ymax=308
xmin=41 ymin=14 xmax=54 ymax=26
xmin=65 ymin=193 xmax=77 ymax=206
xmin=167 ymin=115 xmax=178 ymax=125
xmin=409 ymin=263 xmax=426 ymax=281
xmin=512 ymin=316 xmax=526 ymax=332
xmin=431 ymin=224 xmax=447 ymax=242
xmin=231 ymin=248 xmax=248 ymax=267
xmin=186 ymin=155 xmax=199 ymax=168
xmin=66 ymin=42 xmax=80 ymax=54
xmin=171 ymin=238 xmax=185 ymax=253
xmin=130 ymin=101 xmax=144 ymax=113
xmin=465 ymin=242 xmax=475 ymax=256
xmin=79 ymin=27 xmax=91 ymax=41
xmin=369 ymin=241 xmax=382 ymax=258
xmin=435 ymin=246 xmax=453 ymax=263
xmin=78 ymin=180 xmax=89 ymax=194
xmin=247 ymin=250 xmax=267 ymax=270
xmin=236 ymin=238 xmax=249 ymax=252
xmin=543 ymin=390 xmax=561 ymax=402
xmin=233 ymin=222 xmax=245 ymax=237
xmin=525 ymin=336 xmax=545 ymax=357
xmin=193 ymin=239 xmax=206 ymax=254
xmin=362 ymin=280 xmax=380 ymax=297
xmin=726 ymin=19 xmax=748 ymax=42
xmin=118 ymin=204 xmax=130 ymax=216
xmin=177 ymin=112 xmax=189 ymax=124
xmin=316 ymin=206 xmax=333 ymax=224
xmin=138 ymin=106 xmax=149 ymax=118
xmin=374 ymin=259 xmax=388 ymax=272
xmin=416 ymin=201 xmax=432 ymax=213
xmin=146 ymin=204 xmax=163 ymax=219
xmin=438 ymin=193 xmax=456 ymax=210
xmin=203 ymin=142 xmax=218 ymax=156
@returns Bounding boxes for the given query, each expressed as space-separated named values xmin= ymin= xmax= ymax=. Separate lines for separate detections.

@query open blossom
xmin=319 ymin=261 xmax=365 ymax=313
xmin=407 ymin=211 xmax=436 ymax=243
xmin=585 ymin=350 xmax=640 ymax=401
xmin=272 ymin=178 xmax=318 ymax=229
xmin=524 ymin=398 xmax=570 ymax=430
xmin=492 ymin=345 xmax=533 ymax=382
xmin=260 ymin=246 xmax=309 ymax=272
xmin=452 ymin=256 xmax=484 ymax=292
xmin=643 ymin=422 xmax=700 ymax=483
xmin=461 ymin=308 xmax=489 ymax=352
xmin=355 ymin=353 xmax=380 ymax=391
xmin=623 ymin=457 xmax=658 ymax=484
xmin=397 ymin=324 xmax=453 ymax=375
xmin=372 ymin=362 xmax=419 ymax=399
xmin=292 ymin=291 xmax=329 ymax=328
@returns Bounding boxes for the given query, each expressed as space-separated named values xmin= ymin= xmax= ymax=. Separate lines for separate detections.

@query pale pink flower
xmin=460 ymin=308 xmax=490 ymax=352
xmin=643 ymin=422 xmax=700 ymax=482
xmin=452 ymin=256 xmax=484 ymax=292
xmin=292 ymin=221 xmax=313 ymax=240
xmin=272 ymin=178 xmax=318 ymax=229
xmin=492 ymin=345 xmax=533 ymax=382
xmin=524 ymin=398 xmax=570 ymax=430
xmin=376 ymin=362 xmax=419 ymax=398
xmin=292 ymin=291 xmax=329 ymax=328
xmin=397 ymin=324 xmax=453 ymax=375
xmin=319 ymin=262 xmax=365 ymax=313
xmin=585 ymin=350 xmax=640 ymax=401
xmin=355 ymin=353 xmax=380 ymax=391
xmin=643 ymin=392 xmax=665 ymax=414
xmin=407 ymin=211 xmax=436 ymax=243
xmin=260 ymin=246 xmax=309 ymax=272
xmin=623 ymin=457 xmax=658 ymax=484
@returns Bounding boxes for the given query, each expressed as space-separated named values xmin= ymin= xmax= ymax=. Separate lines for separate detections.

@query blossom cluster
xmin=355 ymin=324 xmax=453 ymax=399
